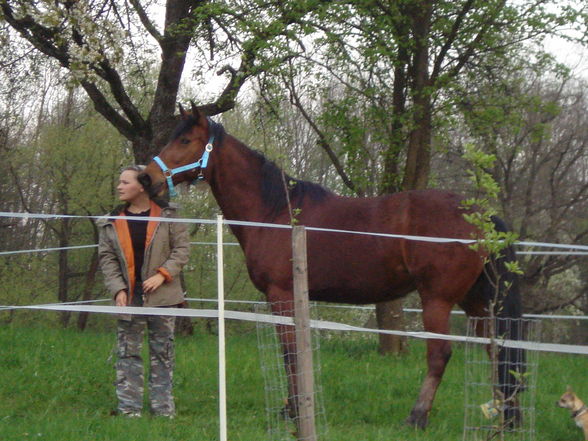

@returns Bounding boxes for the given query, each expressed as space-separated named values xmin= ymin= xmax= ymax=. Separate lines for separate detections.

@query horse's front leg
xmin=406 ymin=299 xmax=453 ymax=429
xmin=268 ymin=289 xmax=299 ymax=419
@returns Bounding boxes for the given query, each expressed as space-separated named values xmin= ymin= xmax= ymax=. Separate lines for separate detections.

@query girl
xmin=97 ymin=165 xmax=189 ymax=417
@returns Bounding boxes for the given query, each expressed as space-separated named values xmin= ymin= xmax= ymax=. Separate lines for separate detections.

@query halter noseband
xmin=153 ymin=119 xmax=216 ymax=197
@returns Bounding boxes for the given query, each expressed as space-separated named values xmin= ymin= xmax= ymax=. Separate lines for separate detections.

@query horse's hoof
xmin=405 ymin=411 xmax=428 ymax=430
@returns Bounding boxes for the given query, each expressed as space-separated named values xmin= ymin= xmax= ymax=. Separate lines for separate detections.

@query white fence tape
xmin=2 ymin=211 xmax=588 ymax=252
xmin=517 ymin=251 xmax=588 ymax=256
xmin=0 ymin=244 xmax=98 ymax=256
xmin=1 ymin=302 xmax=586 ymax=355
xmin=3 ymin=297 xmax=587 ymax=321
xmin=185 ymin=298 xmax=588 ymax=321
xmin=0 ymin=241 xmax=240 ymax=256
xmin=2 ymin=210 xmax=587 ymax=355
xmin=1 ymin=244 xmax=587 ymax=257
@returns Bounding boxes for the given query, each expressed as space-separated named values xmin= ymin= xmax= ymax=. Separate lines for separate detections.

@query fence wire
xmin=463 ymin=318 xmax=541 ymax=441
xmin=256 ymin=302 xmax=327 ymax=441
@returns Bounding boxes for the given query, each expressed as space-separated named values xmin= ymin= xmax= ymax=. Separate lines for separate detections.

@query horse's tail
xmin=478 ymin=216 xmax=525 ymax=424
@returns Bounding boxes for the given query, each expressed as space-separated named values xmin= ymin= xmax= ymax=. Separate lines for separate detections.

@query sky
xmin=544 ymin=36 xmax=588 ymax=79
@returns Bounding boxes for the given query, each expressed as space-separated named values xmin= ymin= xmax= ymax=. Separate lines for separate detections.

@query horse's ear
xmin=178 ymin=103 xmax=188 ymax=119
xmin=190 ymin=100 xmax=204 ymax=122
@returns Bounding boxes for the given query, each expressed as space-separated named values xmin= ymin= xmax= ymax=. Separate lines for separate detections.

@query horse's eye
xmin=180 ymin=138 xmax=190 ymax=145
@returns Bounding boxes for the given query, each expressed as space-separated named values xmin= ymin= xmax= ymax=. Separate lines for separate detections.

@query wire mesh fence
xmin=255 ymin=301 xmax=327 ymax=441
xmin=463 ymin=317 xmax=541 ymax=441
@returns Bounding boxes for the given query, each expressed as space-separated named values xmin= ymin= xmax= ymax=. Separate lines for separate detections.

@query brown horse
xmin=141 ymin=104 xmax=524 ymax=429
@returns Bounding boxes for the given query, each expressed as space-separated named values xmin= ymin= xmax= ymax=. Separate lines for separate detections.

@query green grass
xmin=0 ymin=325 xmax=585 ymax=441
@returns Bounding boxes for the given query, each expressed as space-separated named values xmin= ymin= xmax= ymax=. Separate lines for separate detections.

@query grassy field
xmin=0 ymin=323 xmax=585 ymax=441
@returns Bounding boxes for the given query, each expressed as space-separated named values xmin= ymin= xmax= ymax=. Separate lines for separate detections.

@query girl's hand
xmin=115 ymin=290 xmax=127 ymax=307
xmin=143 ymin=273 xmax=165 ymax=294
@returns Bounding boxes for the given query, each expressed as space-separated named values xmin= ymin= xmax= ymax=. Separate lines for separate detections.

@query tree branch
xmin=78 ymin=79 xmax=136 ymax=139
xmin=283 ymin=70 xmax=359 ymax=195
xmin=431 ymin=0 xmax=476 ymax=80
xmin=127 ymin=0 xmax=162 ymax=43
xmin=440 ymin=0 xmax=508 ymax=82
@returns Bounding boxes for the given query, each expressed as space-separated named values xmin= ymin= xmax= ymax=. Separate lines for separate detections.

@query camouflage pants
xmin=116 ymin=314 xmax=176 ymax=416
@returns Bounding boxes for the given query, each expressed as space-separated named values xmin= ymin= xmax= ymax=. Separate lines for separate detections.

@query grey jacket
xmin=97 ymin=199 xmax=190 ymax=307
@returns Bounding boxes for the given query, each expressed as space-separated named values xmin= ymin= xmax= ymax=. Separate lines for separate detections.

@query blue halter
xmin=153 ymin=128 xmax=215 ymax=197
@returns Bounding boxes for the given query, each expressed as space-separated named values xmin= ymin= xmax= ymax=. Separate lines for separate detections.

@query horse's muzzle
xmin=138 ymin=172 xmax=165 ymax=198
xmin=137 ymin=172 xmax=152 ymax=190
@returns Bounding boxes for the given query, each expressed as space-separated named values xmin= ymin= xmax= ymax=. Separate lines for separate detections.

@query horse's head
xmin=141 ymin=102 xmax=215 ymax=197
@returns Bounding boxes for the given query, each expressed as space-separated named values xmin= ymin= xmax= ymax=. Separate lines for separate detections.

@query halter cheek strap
xmin=153 ymin=123 xmax=215 ymax=197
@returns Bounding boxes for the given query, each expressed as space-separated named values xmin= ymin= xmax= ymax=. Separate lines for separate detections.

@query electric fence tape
xmin=1 ymin=211 xmax=588 ymax=252
xmin=1 ymin=302 xmax=586 ymax=356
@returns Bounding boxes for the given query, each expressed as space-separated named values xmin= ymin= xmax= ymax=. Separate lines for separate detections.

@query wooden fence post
xmin=292 ymin=225 xmax=317 ymax=441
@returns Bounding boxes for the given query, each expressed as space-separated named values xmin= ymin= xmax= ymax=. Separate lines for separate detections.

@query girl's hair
xmin=120 ymin=165 xmax=159 ymax=199
xmin=121 ymin=165 xmax=151 ymax=194
xmin=121 ymin=165 xmax=146 ymax=174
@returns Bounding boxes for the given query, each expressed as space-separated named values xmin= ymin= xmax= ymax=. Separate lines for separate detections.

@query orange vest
xmin=113 ymin=200 xmax=163 ymax=304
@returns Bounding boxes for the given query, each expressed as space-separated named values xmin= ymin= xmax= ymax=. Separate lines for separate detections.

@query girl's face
xmin=117 ymin=170 xmax=145 ymax=202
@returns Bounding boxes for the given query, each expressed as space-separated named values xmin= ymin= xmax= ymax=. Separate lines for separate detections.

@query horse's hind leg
xmin=406 ymin=298 xmax=453 ymax=429
xmin=461 ymin=296 xmax=524 ymax=428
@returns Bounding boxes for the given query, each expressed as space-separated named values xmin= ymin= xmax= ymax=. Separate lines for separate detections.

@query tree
xmin=2 ymin=0 xmax=586 ymax=342
xmin=0 ymin=0 xmax=332 ymax=161
xmin=436 ymin=53 xmax=588 ymax=318
xmin=6 ymin=85 xmax=129 ymax=327
xmin=255 ymin=0 xmax=586 ymax=353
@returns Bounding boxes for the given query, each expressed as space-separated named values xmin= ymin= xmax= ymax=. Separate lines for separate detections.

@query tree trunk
xmin=133 ymin=136 xmax=157 ymax=164
xmin=175 ymin=272 xmax=194 ymax=336
xmin=57 ymin=218 xmax=71 ymax=327
xmin=77 ymin=220 xmax=101 ymax=331
xmin=401 ymin=0 xmax=433 ymax=192
xmin=402 ymin=94 xmax=432 ymax=190
xmin=76 ymin=249 xmax=99 ymax=331
xmin=376 ymin=0 xmax=434 ymax=355
xmin=376 ymin=300 xmax=408 ymax=354
xmin=375 ymin=41 xmax=411 ymax=355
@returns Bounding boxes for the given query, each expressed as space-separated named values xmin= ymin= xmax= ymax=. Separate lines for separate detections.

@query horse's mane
xmin=246 ymin=149 xmax=331 ymax=219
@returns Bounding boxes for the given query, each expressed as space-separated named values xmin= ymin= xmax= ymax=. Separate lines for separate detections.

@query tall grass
xmin=0 ymin=324 xmax=584 ymax=441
